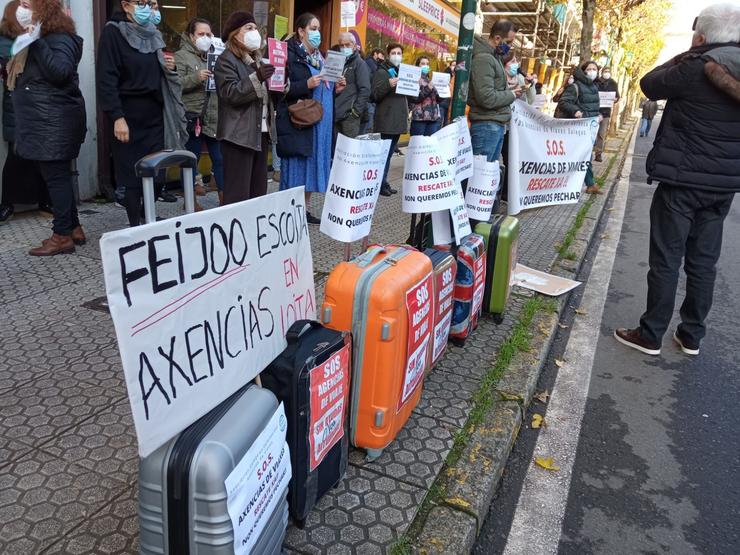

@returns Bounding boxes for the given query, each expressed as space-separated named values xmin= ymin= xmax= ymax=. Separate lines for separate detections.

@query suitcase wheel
xmin=493 ymin=313 xmax=504 ymax=325
xmin=295 ymin=517 xmax=307 ymax=530
xmin=366 ymin=448 xmax=384 ymax=462
xmin=449 ymin=337 xmax=466 ymax=348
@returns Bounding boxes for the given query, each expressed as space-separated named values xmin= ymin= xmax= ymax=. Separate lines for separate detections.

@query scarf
xmin=6 ymin=48 xmax=28 ymax=91
xmin=108 ymin=20 xmax=164 ymax=53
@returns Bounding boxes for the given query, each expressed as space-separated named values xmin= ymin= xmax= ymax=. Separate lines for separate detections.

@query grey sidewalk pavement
xmin=0 ymin=131 xmax=627 ymax=555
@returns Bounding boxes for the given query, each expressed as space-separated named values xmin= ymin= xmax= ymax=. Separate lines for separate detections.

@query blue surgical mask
xmin=421 ymin=65 xmax=430 ymax=75
xmin=307 ymin=30 xmax=321 ymax=48
xmin=507 ymin=63 xmax=519 ymax=77
xmin=133 ymin=5 xmax=152 ymax=26
xmin=341 ymin=47 xmax=353 ymax=58
xmin=150 ymin=9 xmax=161 ymax=25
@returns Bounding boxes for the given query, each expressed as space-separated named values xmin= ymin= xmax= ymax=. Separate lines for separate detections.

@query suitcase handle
xmin=355 ymin=246 xmax=386 ymax=268
xmin=134 ymin=150 xmax=198 ymax=225
xmin=286 ymin=320 xmax=322 ymax=343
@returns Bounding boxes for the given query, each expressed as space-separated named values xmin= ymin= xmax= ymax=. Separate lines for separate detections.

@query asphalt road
xmin=474 ymin=116 xmax=740 ymax=554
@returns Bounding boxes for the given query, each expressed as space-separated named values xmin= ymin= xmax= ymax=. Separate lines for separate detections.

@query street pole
xmin=451 ymin=0 xmax=478 ymax=119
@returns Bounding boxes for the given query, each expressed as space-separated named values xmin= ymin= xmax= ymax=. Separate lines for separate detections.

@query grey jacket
xmin=175 ymin=33 xmax=219 ymax=138
xmin=334 ymin=52 xmax=371 ymax=123
xmin=214 ymin=47 xmax=273 ymax=150
xmin=468 ymin=35 xmax=515 ymax=124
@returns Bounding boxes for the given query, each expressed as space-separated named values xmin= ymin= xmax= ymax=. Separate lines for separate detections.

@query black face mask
xmin=496 ymin=43 xmax=511 ymax=57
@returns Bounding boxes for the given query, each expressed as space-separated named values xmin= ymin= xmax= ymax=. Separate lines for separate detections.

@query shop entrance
xmin=293 ymin=0 xmax=334 ymax=51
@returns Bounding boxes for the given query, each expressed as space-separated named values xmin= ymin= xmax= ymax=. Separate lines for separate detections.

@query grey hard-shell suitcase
xmin=138 ymin=384 xmax=289 ymax=554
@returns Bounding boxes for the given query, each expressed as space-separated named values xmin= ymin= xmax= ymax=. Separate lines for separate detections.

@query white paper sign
xmin=253 ymin=0 xmax=269 ymax=27
xmin=101 ymin=188 xmax=316 ymax=457
xmin=450 ymin=184 xmax=472 ymax=243
xmin=507 ymin=100 xmax=597 ymax=215
xmin=431 ymin=118 xmax=473 ymax=183
xmin=599 ymin=91 xmax=617 ymax=108
xmin=320 ymin=50 xmax=346 ymax=83
xmin=396 ymin=63 xmax=421 ymax=97
xmin=532 ymin=94 xmax=547 ymax=111
xmin=11 ymin=23 xmax=40 ymax=56
xmin=320 ymin=134 xmax=391 ymax=242
xmin=402 ymin=135 xmax=459 ymax=214
xmin=431 ymin=72 xmax=451 ymax=98
xmin=465 ymin=157 xmax=500 ymax=221
xmin=431 ymin=211 xmax=453 ymax=245
xmin=226 ymin=402 xmax=291 ymax=555
xmin=512 ymin=264 xmax=581 ymax=296
xmin=341 ymin=1 xmax=356 ymax=28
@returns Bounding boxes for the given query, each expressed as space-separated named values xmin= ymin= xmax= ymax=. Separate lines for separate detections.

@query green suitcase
xmin=474 ymin=215 xmax=520 ymax=322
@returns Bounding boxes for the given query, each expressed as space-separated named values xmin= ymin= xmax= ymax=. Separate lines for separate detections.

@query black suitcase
xmin=262 ymin=320 xmax=351 ymax=527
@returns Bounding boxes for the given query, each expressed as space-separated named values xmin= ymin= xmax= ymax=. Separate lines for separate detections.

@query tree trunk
xmin=580 ymin=0 xmax=596 ymax=60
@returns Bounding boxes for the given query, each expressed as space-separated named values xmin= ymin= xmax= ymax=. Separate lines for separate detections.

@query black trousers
xmin=640 ymin=184 xmax=735 ymax=344
xmin=35 ymin=160 xmax=79 ymax=236
xmin=221 ymin=135 xmax=268 ymax=205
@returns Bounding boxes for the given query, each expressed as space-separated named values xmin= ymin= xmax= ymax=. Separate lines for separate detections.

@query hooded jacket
xmin=0 ymin=34 xmax=15 ymax=143
xmin=334 ymin=51 xmax=371 ymax=123
xmin=175 ymin=32 xmax=219 ymax=138
xmin=557 ymin=66 xmax=601 ymax=119
xmin=467 ymin=35 xmax=515 ymax=125
xmin=13 ymin=32 xmax=87 ymax=161
xmin=641 ymin=43 xmax=740 ymax=192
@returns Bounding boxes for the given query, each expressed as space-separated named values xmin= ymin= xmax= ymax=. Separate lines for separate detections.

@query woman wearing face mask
xmin=275 ymin=12 xmax=334 ymax=224
xmin=556 ymin=60 xmax=603 ymax=194
xmin=97 ymin=0 xmax=188 ymax=227
xmin=504 ymin=55 xmax=536 ymax=105
xmin=372 ymin=43 xmax=408 ymax=197
xmin=409 ymin=55 xmax=442 ymax=137
xmin=175 ymin=17 xmax=222 ymax=207
xmin=0 ymin=0 xmax=51 ymax=223
xmin=9 ymin=0 xmax=86 ymax=255
xmin=214 ymin=11 xmax=276 ymax=204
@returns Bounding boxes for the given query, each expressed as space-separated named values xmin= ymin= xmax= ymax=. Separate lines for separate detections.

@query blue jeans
xmin=380 ymin=133 xmax=400 ymax=186
xmin=640 ymin=117 xmax=653 ymax=136
xmin=470 ymin=121 xmax=506 ymax=162
xmin=185 ymin=133 xmax=224 ymax=191
xmin=410 ymin=119 xmax=442 ymax=137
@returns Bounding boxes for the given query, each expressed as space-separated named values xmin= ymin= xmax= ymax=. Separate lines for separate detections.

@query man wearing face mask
xmin=468 ymin=19 xmax=523 ymax=164
xmin=333 ymin=32 xmax=370 ymax=146
xmin=595 ymin=67 xmax=620 ymax=162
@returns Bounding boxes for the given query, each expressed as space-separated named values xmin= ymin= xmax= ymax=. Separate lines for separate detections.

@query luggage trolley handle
xmin=134 ymin=149 xmax=198 ymax=224
xmin=286 ymin=320 xmax=322 ymax=344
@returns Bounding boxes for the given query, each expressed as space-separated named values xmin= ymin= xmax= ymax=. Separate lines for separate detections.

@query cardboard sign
xmin=599 ymin=91 xmax=617 ymax=109
xmin=225 ymin=403 xmax=291 ymax=555
xmin=465 ymin=157 xmax=500 ymax=221
xmin=206 ymin=52 xmax=219 ymax=92
xmin=511 ymin=264 xmax=581 ymax=296
xmin=399 ymin=273 xmax=433 ymax=410
xmin=341 ymin=1 xmax=356 ymax=28
xmin=101 ymin=188 xmax=315 ymax=457
xmin=402 ymin=135 xmax=458 ymax=214
xmin=431 ymin=263 xmax=456 ymax=366
xmin=431 ymin=72 xmax=451 ymax=98
xmin=507 ymin=100 xmax=597 ymax=215
xmin=309 ymin=343 xmax=350 ymax=470
xmin=320 ymin=50 xmax=346 ymax=83
xmin=320 ymin=134 xmax=390 ymax=242
xmin=274 ymin=15 xmax=289 ymax=40
xmin=268 ymin=39 xmax=288 ymax=92
xmin=396 ymin=63 xmax=421 ymax=97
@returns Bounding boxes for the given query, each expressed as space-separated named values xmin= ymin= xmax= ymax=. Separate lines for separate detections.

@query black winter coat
xmin=596 ymin=77 xmax=620 ymax=117
xmin=13 ymin=33 xmax=86 ymax=161
xmin=276 ymin=39 xmax=314 ymax=158
xmin=0 ymin=34 xmax=15 ymax=143
xmin=334 ymin=52 xmax=370 ymax=123
xmin=641 ymin=43 xmax=740 ymax=193
xmin=372 ymin=61 xmax=409 ymax=135
xmin=557 ymin=67 xmax=600 ymax=118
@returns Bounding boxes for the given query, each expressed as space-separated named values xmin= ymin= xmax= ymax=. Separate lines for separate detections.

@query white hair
xmin=338 ymin=32 xmax=356 ymax=45
xmin=695 ymin=3 xmax=740 ymax=44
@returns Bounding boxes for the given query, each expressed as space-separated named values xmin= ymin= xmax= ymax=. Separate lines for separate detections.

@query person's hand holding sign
xmin=197 ymin=68 xmax=212 ymax=82
xmin=389 ymin=77 xmax=399 ymax=88
xmin=574 ymin=110 xmax=583 ymax=118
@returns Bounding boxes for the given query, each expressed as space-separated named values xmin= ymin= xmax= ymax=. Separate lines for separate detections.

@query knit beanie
xmin=222 ymin=11 xmax=256 ymax=41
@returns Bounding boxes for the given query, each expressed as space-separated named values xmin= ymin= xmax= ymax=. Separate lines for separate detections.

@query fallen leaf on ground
xmin=499 ymin=392 xmax=523 ymax=402
xmin=574 ymin=308 xmax=587 ymax=315
xmin=531 ymin=414 xmax=546 ymax=429
xmin=558 ymin=323 xmax=569 ymax=329
xmin=607 ymin=207 xmax=615 ymax=212
xmin=535 ymin=390 xmax=550 ymax=403
xmin=601 ymin=234 xmax=610 ymax=240
xmin=535 ymin=457 xmax=560 ymax=471
xmin=555 ymin=359 xmax=565 ymax=368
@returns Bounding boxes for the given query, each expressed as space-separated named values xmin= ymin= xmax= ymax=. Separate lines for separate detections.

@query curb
xmin=411 ymin=120 xmax=637 ymax=554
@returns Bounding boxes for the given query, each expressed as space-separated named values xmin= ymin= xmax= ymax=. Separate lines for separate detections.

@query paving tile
xmin=0 ymin=268 xmax=61 ymax=306
xmin=413 ymin=367 xmax=479 ymax=428
xmin=283 ymin=465 xmax=425 ymax=555
xmin=0 ymin=245 xmax=103 ymax=282
xmin=0 ymin=450 xmax=129 ymax=555
xmin=348 ymin=411 xmax=456 ymax=489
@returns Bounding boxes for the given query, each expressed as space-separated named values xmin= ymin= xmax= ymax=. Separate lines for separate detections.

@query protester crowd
xmin=1 ymin=0 xmax=620 ymax=256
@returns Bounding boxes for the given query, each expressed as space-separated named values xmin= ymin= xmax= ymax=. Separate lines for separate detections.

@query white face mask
xmin=390 ymin=54 xmax=402 ymax=66
xmin=243 ymin=29 xmax=262 ymax=51
xmin=603 ymin=72 xmax=611 ymax=80
xmin=16 ymin=6 xmax=33 ymax=28
xmin=586 ymin=70 xmax=598 ymax=81
xmin=194 ymin=36 xmax=213 ymax=53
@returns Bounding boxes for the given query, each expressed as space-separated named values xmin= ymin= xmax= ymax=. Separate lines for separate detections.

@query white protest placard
xmin=253 ymin=0 xmax=269 ymax=27
xmin=101 ymin=188 xmax=315 ymax=457
xmin=11 ymin=23 xmax=40 ymax=56
xmin=431 ymin=118 xmax=474 ymax=183
xmin=268 ymin=38 xmax=288 ymax=92
xmin=320 ymin=134 xmax=391 ymax=242
xmin=320 ymin=50 xmax=346 ymax=83
xmin=532 ymin=94 xmax=547 ymax=111
xmin=599 ymin=91 xmax=617 ymax=109
xmin=511 ymin=263 xmax=581 ymax=297
xmin=431 ymin=211 xmax=453 ymax=245
xmin=465 ymin=157 xmax=500 ymax=221
xmin=396 ymin=63 xmax=421 ymax=97
xmin=507 ymin=100 xmax=597 ymax=215
xmin=225 ymin=402 xmax=291 ymax=555
xmin=340 ymin=1 xmax=356 ymax=28
xmin=450 ymin=184 xmax=472 ymax=243
xmin=402 ymin=135 xmax=459 ymax=214
xmin=431 ymin=72 xmax=451 ymax=98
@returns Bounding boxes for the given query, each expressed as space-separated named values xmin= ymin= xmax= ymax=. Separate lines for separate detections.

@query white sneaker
xmin=673 ymin=330 xmax=700 ymax=356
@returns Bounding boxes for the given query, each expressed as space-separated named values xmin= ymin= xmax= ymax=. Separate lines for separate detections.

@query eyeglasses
xmin=126 ymin=0 xmax=154 ymax=7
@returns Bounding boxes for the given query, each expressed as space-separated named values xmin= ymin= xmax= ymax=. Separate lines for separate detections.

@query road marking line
xmin=503 ymin=133 xmax=638 ymax=555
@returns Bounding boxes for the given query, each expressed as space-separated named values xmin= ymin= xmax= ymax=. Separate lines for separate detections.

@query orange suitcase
xmin=321 ymin=246 xmax=434 ymax=460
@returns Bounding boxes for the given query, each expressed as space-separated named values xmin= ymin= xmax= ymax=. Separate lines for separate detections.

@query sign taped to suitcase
xmin=399 ymin=272 xmax=434 ymax=410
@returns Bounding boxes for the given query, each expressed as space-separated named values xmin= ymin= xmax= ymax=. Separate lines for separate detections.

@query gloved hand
xmin=255 ymin=63 xmax=276 ymax=82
